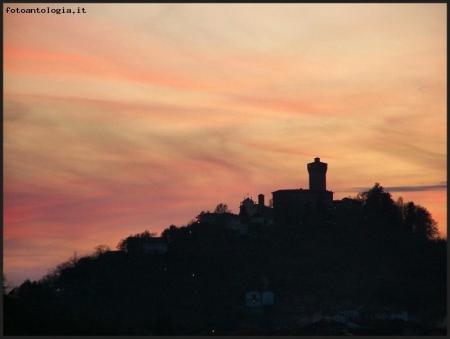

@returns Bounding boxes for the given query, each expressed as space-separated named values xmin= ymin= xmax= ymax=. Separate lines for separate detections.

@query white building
xmin=142 ymin=238 xmax=168 ymax=254
xmin=338 ymin=308 xmax=361 ymax=319
xmin=391 ymin=310 xmax=408 ymax=321
xmin=246 ymin=290 xmax=262 ymax=307
xmin=197 ymin=212 xmax=248 ymax=234
xmin=262 ymin=290 xmax=275 ymax=306
xmin=245 ymin=290 xmax=274 ymax=307
xmin=330 ymin=314 xmax=360 ymax=328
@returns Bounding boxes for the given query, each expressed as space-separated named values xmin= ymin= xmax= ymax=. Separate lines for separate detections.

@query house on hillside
xmin=326 ymin=300 xmax=364 ymax=319
xmin=359 ymin=305 xmax=408 ymax=321
xmin=142 ymin=237 xmax=168 ymax=254
xmin=391 ymin=310 xmax=408 ymax=321
xmin=330 ymin=314 xmax=360 ymax=329
xmin=197 ymin=211 xmax=248 ymax=234
xmin=127 ymin=237 xmax=168 ymax=254
xmin=239 ymin=194 xmax=273 ymax=227
xmin=338 ymin=307 xmax=362 ymax=319
xmin=243 ymin=289 xmax=275 ymax=317
xmin=246 ymin=290 xmax=262 ymax=307
xmin=245 ymin=290 xmax=275 ymax=307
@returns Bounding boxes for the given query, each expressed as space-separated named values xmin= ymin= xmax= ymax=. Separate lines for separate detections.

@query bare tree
xmin=94 ymin=244 xmax=111 ymax=257
xmin=3 ymin=275 xmax=9 ymax=295
xmin=214 ymin=203 xmax=230 ymax=214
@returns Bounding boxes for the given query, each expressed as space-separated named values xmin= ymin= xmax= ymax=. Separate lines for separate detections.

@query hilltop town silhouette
xmin=4 ymin=158 xmax=446 ymax=335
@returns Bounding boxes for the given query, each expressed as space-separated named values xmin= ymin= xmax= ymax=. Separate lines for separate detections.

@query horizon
xmin=3 ymin=3 xmax=446 ymax=288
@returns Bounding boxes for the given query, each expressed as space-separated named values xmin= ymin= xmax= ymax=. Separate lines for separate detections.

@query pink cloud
xmin=3 ymin=3 xmax=446 ymax=288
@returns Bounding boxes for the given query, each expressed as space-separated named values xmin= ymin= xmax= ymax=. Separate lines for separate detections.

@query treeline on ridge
xmin=3 ymin=183 xmax=446 ymax=335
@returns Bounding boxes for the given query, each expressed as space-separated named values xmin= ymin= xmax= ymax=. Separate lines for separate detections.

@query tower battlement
xmin=307 ymin=157 xmax=328 ymax=191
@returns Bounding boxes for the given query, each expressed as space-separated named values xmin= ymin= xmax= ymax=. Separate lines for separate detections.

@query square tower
xmin=307 ymin=157 xmax=327 ymax=191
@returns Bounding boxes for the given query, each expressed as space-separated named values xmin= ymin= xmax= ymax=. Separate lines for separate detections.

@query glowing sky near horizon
xmin=3 ymin=3 xmax=447 ymax=287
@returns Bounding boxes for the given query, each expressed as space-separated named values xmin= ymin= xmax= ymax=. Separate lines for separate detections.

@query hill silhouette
xmin=3 ymin=183 xmax=446 ymax=335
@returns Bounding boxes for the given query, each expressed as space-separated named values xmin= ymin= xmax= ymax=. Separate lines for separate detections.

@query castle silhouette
xmin=272 ymin=157 xmax=333 ymax=225
xmin=198 ymin=157 xmax=333 ymax=229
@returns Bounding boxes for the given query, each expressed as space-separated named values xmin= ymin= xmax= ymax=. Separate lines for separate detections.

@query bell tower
xmin=307 ymin=157 xmax=327 ymax=191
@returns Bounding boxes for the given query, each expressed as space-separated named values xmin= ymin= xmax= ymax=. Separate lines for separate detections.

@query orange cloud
xmin=3 ymin=3 xmax=446 ymax=288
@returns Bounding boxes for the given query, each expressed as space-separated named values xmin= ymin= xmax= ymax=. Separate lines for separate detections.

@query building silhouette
xmin=308 ymin=157 xmax=328 ymax=190
xmin=197 ymin=211 xmax=248 ymax=234
xmin=239 ymin=194 xmax=273 ymax=227
xmin=272 ymin=157 xmax=333 ymax=225
xmin=198 ymin=157 xmax=332 ymax=229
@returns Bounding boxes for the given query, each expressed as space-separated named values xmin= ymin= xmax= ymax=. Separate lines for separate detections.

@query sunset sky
xmin=3 ymin=3 xmax=447 ymax=287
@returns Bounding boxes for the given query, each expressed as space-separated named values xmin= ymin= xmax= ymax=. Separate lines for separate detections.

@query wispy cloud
xmin=3 ymin=3 xmax=446 ymax=287
xmin=341 ymin=183 xmax=447 ymax=193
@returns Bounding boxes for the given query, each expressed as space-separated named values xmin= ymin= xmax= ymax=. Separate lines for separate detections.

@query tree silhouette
xmin=214 ymin=203 xmax=230 ymax=214
xmin=4 ymin=184 xmax=446 ymax=335
xmin=94 ymin=244 xmax=111 ymax=257
xmin=357 ymin=183 xmax=396 ymax=215
xmin=3 ymin=274 xmax=9 ymax=295
xmin=356 ymin=183 xmax=400 ymax=235
xmin=117 ymin=230 xmax=158 ymax=252
xmin=396 ymin=199 xmax=439 ymax=240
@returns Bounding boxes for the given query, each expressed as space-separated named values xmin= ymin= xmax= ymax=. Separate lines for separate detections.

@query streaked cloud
xmin=3 ymin=3 xmax=446 ymax=287
xmin=342 ymin=183 xmax=447 ymax=193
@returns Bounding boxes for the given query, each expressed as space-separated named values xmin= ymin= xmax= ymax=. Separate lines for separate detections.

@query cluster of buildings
xmin=236 ymin=293 xmax=410 ymax=335
xmin=197 ymin=157 xmax=333 ymax=233
xmin=55 ymin=157 xmax=419 ymax=334
xmin=122 ymin=157 xmax=333 ymax=253
xmin=126 ymin=237 xmax=168 ymax=254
